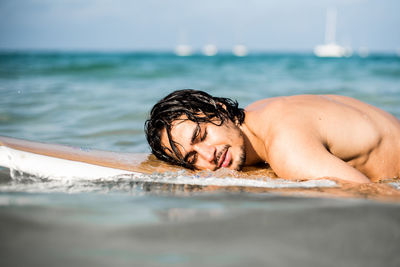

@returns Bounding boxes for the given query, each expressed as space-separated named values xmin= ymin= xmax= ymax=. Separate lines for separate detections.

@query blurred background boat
xmin=202 ymin=44 xmax=218 ymax=56
xmin=232 ymin=44 xmax=248 ymax=57
xmin=314 ymin=7 xmax=352 ymax=58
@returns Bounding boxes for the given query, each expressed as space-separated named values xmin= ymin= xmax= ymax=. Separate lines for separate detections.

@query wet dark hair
xmin=144 ymin=89 xmax=245 ymax=169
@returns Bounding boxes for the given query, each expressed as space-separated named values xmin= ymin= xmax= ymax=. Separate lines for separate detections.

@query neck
xmin=239 ymin=122 xmax=267 ymax=165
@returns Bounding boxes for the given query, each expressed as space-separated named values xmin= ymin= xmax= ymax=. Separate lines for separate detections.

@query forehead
xmin=160 ymin=119 xmax=198 ymax=158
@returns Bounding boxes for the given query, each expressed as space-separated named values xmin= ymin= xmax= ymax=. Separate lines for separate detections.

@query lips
xmin=218 ymin=147 xmax=231 ymax=168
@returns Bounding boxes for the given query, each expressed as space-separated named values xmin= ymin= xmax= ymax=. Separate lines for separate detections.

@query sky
xmin=0 ymin=0 xmax=399 ymax=53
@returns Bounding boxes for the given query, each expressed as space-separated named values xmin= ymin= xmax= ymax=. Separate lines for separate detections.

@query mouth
xmin=217 ymin=147 xmax=231 ymax=169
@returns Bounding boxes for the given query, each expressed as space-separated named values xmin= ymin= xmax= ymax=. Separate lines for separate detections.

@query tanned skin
xmin=161 ymin=95 xmax=400 ymax=183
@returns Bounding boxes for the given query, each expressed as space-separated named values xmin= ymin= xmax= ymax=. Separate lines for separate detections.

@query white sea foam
xmin=389 ymin=182 xmax=400 ymax=190
xmin=116 ymin=171 xmax=338 ymax=189
xmin=0 ymin=167 xmax=338 ymax=194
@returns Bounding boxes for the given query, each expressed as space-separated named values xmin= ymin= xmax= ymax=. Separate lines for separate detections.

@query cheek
xmin=208 ymin=127 xmax=229 ymax=143
xmin=230 ymin=130 xmax=244 ymax=147
xmin=216 ymin=129 xmax=240 ymax=144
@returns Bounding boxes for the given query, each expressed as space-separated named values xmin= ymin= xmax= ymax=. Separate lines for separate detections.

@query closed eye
xmin=192 ymin=125 xmax=207 ymax=144
xmin=185 ymin=125 xmax=206 ymax=166
xmin=191 ymin=125 xmax=201 ymax=144
xmin=200 ymin=128 xmax=207 ymax=141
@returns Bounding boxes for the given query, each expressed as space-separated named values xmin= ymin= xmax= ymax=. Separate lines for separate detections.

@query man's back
xmin=245 ymin=95 xmax=400 ymax=182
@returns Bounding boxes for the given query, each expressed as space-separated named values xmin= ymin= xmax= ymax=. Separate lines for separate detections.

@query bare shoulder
xmin=246 ymin=94 xmax=398 ymax=129
xmin=245 ymin=95 xmax=322 ymax=123
xmin=246 ymin=95 xmax=334 ymax=128
xmin=245 ymin=96 xmax=283 ymax=112
xmin=246 ymin=94 xmax=343 ymax=117
xmin=265 ymin=95 xmax=384 ymax=152
xmin=245 ymin=94 xmax=400 ymax=149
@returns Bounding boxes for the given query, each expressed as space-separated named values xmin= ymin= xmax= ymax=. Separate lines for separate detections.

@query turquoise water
xmin=1 ymin=52 xmax=400 ymax=266
xmin=1 ymin=52 xmax=400 ymax=151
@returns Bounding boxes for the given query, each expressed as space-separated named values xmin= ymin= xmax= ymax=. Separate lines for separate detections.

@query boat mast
xmin=325 ymin=7 xmax=337 ymax=45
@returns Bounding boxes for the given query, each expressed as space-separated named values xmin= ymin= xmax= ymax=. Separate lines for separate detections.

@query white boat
xmin=232 ymin=44 xmax=248 ymax=57
xmin=174 ymin=30 xmax=193 ymax=56
xmin=202 ymin=44 xmax=218 ymax=56
xmin=174 ymin=44 xmax=193 ymax=56
xmin=314 ymin=7 xmax=352 ymax=58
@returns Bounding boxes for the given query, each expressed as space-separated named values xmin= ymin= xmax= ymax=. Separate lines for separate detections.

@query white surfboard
xmin=0 ymin=136 xmax=183 ymax=180
xmin=0 ymin=136 xmax=343 ymax=191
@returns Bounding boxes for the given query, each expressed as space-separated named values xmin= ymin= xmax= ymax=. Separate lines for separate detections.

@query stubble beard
xmin=233 ymin=126 xmax=247 ymax=171
xmin=216 ymin=143 xmax=246 ymax=171
xmin=235 ymin=143 xmax=246 ymax=171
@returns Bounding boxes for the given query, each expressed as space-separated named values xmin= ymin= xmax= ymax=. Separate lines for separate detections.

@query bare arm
xmin=267 ymin=130 xmax=371 ymax=184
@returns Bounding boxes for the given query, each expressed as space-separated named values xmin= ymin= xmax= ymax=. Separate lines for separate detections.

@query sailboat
xmin=174 ymin=30 xmax=193 ymax=56
xmin=175 ymin=44 xmax=193 ymax=56
xmin=202 ymin=44 xmax=218 ymax=56
xmin=232 ymin=44 xmax=248 ymax=57
xmin=314 ymin=7 xmax=352 ymax=58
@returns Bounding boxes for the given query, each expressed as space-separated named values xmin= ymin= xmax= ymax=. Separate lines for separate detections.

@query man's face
xmin=160 ymin=117 xmax=246 ymax=171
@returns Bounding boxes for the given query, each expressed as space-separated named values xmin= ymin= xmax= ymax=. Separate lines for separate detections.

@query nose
xmin=194 ymin=143 xmax=216 ymax=163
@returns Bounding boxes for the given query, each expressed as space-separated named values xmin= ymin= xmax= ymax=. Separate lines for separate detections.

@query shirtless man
xmin=145 ymin=89 xmax=400 ymax=183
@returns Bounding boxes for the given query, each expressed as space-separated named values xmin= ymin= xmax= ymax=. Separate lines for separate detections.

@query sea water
xmin=1 ymin=52 xmax=400 ymax=266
